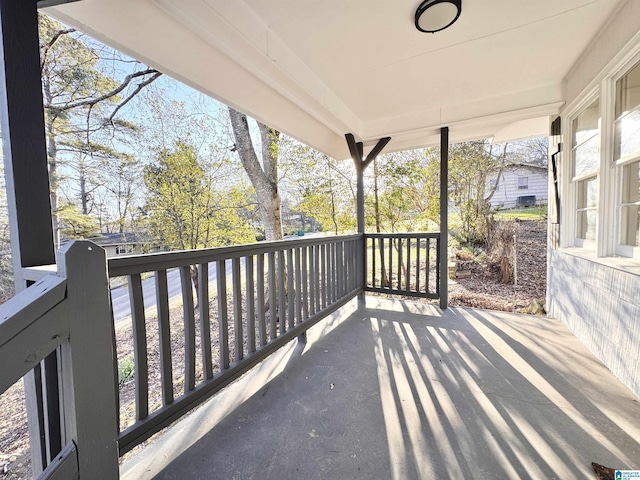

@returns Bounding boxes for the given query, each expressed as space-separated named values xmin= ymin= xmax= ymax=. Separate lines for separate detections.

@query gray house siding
xmin=547 ymin=249 xmax=640 ymax=398
xmin=487 ymin=166 xmax=548 ymax=209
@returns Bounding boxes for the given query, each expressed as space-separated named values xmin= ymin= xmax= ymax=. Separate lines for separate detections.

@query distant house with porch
xmin=486 ymin=164 xmax=548 ymax=209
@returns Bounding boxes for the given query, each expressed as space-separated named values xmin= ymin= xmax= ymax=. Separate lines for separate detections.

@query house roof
xmin=89 ymin=232 xmax=150 ymax=247
xmin=495 ymin=164 xmax=548 ymax=173
xmin=43 ymin=0 xmax=627 ymax=159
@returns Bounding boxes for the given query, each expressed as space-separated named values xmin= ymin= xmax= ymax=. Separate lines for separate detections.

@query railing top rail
xmin=0 ymin=275 xmax=66 ymax=343
xmin=107 ymin=234 xmax=362 ymax=277
xmin=364 ymin=232 xmax=440 ymax=239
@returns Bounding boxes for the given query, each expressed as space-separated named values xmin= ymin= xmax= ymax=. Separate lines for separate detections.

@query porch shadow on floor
xmin=121 ymin=297 xmax=640 ymax=480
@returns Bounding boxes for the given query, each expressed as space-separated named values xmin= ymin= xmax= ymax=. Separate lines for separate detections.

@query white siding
xmin=548 ymin=249 xmax=640 ymax=397
xmin=486 ymin=167 xmax=548 ymax=209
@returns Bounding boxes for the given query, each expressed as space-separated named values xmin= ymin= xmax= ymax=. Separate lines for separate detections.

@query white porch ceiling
xmin=44 ymin=0 xmax=625 ymax=159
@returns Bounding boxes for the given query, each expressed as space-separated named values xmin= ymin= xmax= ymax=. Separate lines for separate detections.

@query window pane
xmin=572 ymin=99 xmax=599 ymax=147
xmin=620 ymin=161 xmax=640 ymax=246
xmin=616 ymin=62 xmax=640 ymax=117
xmin=574 ymin=134 xmax=599 ymax=177
xmin=577 ymin=177 xmax=598 ymax=209
xmin=615 ymin=109 xmax=640 ymax=160
xmin=577 ymin=210 xmax=597 ymax=240
xmin=615 ymin=62 xmax=640 ymax=160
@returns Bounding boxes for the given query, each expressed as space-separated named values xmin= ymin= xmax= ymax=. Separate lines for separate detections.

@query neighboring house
xmin=486 ymin=164 xmax=548 ymax=209
xmin=89 ymin=232 xmax=154 ymax=257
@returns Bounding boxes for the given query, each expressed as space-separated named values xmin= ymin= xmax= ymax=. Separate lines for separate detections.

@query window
xmin=615 ymin=61 xmax=640 ymax=256
xmin=615 ymin=62 xmax=640 ymax=161
xmin=620 ymin=161 xmax=639 ymax=247
xmin=571 ymin=99 xmax=600 ymax=246
xmin=576 ymin=177 xmax=598 ymax=241
xmin=517 ymin=177 xmax=528 ymax=190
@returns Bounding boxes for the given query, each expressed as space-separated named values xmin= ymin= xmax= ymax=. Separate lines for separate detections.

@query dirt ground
xmin=0 ymin=219 xmax=547 ymax=479
xmin=449 ymin=219 xmax=547 ymax=312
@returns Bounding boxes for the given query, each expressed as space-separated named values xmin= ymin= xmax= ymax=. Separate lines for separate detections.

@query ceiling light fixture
xmin=415 ymin=0 xmax=462 ymax=33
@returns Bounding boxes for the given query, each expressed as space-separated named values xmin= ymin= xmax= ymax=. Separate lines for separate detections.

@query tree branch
xmin=106 ymin=71 xmax=162 ymax=123
xmin=57 ymin=68 xmax=160 ymax=112
xmin=40 ymin=28 xmax=76 ymax=74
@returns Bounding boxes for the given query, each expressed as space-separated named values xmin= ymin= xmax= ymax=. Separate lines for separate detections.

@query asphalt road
xmin=110 ymin=260 xmax=233 ymax=327
xmin=110 ymin=234 xmax=325 ymax=327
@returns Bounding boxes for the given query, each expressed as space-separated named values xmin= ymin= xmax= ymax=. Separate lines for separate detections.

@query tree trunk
xmin=373 ymin=159 xmax=389 ymax=287
xmin=228 ymin=107 xmax=283 ymax=241
xmin=46 ymin=123 xmax=60 ymax=248
xmin=79 ymin=157 xmax=88 ymax=215
xmin=228 ymin=107 xmax=285 ymax=319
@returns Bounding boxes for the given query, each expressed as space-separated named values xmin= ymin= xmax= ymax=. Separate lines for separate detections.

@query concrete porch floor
xmin=122 ymin=297 xmax=640 ymax=479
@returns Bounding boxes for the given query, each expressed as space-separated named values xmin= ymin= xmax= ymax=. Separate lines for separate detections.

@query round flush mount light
xmin=415 ymin=0 xmax=462 ymax=33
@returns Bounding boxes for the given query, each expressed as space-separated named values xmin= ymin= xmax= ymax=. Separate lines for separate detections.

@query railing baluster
xmin=128 ymin=273 xmax=148 ymax=420
xmin=397 ymin=238 xmax=403 ymax=291
xmin=379 ymin=238 xmax=386 ymax=289
xmin=155 ymin=270 xmax=173 ymax=405
xmin=216 ymin=260 xmax=229 ymax=370
xmin=335 ymin=241 xmax=340 ymax=299
xmin=180 ymin=266 xmax=196 ymax=393
xmin=301 ymin=246 xmax=309 ymax=321
xmin=232 ymin=258 xmax=243 ymax=362
xmin=338 ymin=240 xmax=343 ymax=297
xmin=371 ymin=237 xmax=376 ymax=289
xmin=268 ymin=252 xmax=277 ymax=341
xmin=278 ymin=251 xmax=287 ymax=335
xmin=331 ymin=242 xmax=337 ymax=302
xmin=345 ymin=239 xmax=350 ymax=292
xmin=287 ymin=248 xmax=295 ymax=330
xmin=295 ymin=247 xmax=303 ymax=324
xmin=315 ymin=245 xmax=321 ymax=312
xmin=325 ymin=243 xmax=330 ymax=303
xmin=406 ymin=236 xmax=411 ymax=291
xmin=320 ymin=244 xmax=327 ymax=309
xmin=246 ymin=255 xmax=256 ymax=354
xmin=388 ymin=238 xmax=393 ymax=290
xmin=435 ymin=237 xmax=441 ymax=295
xmin=427 ymin=237 xmax=432 ymax=294
xmin=328 ymin=242 xmax=333 ymax=302
xmin=198 ymin=263 xmax=213 ymax=380
xmin=355 ymin=239 xmax=360 ymax=291
xmin=308 ymin=245 xmax=315 ymax=316
xmin=257 ymin=253 xmax=266 ymax=346
xmin=416 ymin=238 xmax=421 ymax=293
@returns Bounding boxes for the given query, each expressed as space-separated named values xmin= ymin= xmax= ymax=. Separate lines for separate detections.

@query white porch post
xmin=0 ymin=0 xmax=58 ymax=473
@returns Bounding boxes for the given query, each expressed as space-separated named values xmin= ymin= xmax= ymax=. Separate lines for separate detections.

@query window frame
xmin=565 ymin=93 xmax=601 ymax=250
xmin=610 ymin=55 xmax=640 ymax=259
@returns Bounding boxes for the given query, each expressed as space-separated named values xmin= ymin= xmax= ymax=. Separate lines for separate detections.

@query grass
xmin=493 ymin=204 xmax=547 ymax=221
xmin=118 ymin=355 xmax=135 ymax=384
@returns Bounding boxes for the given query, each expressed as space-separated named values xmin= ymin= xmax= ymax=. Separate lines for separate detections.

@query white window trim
xmin=606 ymin=51 xmax=640 ymax=260
xmin=560 ymin=30 xmax=640 ymax=264
xmin=562 ymin=90 xmax=600 ymax=250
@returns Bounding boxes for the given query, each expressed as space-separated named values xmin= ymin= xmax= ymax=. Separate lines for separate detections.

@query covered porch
xmin=2 ymin=0 xmax=640 ymax=478
xmin=121 ymin=297 xmax=640 ymax=479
